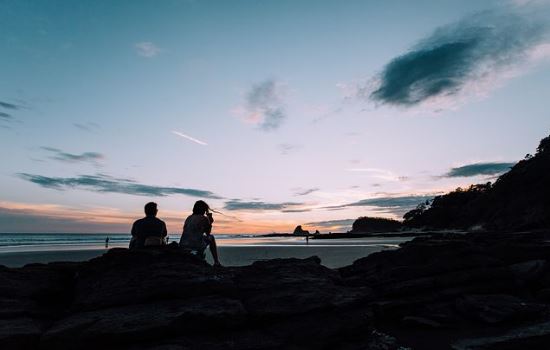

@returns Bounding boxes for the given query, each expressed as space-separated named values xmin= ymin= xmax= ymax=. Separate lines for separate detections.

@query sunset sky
xmin=1 ymin=0 xmax=550 ymax=233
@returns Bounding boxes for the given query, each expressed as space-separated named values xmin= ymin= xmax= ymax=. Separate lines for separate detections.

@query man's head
xmin=192 ymin=200 xmax=210 ymax=215
xmin=144 ymin=202 xmax=158 ymax=217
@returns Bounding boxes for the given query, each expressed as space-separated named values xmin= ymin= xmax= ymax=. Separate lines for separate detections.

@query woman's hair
xmin=192 ymin=200 xmax=210 ymax=215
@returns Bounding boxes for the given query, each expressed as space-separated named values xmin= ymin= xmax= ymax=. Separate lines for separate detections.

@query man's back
xmin=131 ymin=216 xmax=167 ymax=249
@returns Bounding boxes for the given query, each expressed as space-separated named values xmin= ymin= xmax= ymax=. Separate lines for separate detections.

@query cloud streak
xmin=0 ymin=101 xmax=20 ymax=110
xmin=172 ymin=131 xmax=208 ymax=146
xmin=224 ymin=200 xmax=304 ymax=211
xmin=135 ymin=42 xmax=162 ymax=57
xmin=294 ymin=188 xmax=319 ymax=196
xmin=74 ymin=122 xmax=101 ymax=132
xmin=367 ymin=10 xmax=548 ymax=107
xmin=0 ymin=112 xmax=13 ymax=120
xmin=18 ymin=173 xmax=222 ymax=199
xmin=239 ymin=80 xmax=286 ymax=131
xmin=345 ymin=168 xmax=406 ymax=182
xmin=278 ymin=143 xmax=301 ymax=155
xmin=325 ymin=194 xmax=436 ymax=216
xmin=0 ymin=100 xmax=22 ymax=125
xmin=444 ymin=162 xmax=516 ymax=177
xmin=42 ymin=147 xmax=104 ymax=164
xmin=305 ymin=218 xmax=355 ymax=229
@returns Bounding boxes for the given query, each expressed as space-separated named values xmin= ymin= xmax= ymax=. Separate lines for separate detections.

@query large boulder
xmin=73 ymin=248 xmax=235 ymax=311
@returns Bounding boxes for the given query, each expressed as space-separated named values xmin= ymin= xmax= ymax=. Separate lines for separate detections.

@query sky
xmin=1 ymin=0 xmax=550 ymax=234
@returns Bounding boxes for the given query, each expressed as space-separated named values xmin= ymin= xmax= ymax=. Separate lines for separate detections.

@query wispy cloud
xmin=17 ymin=173 xmax=222 ymax=199
xmin=512 ymin=0 xmax=550 ymax=7
xmin=294 ymin=188 xmax=319 ymax=196
xmin=345 ymin=168 xmax=405 ymax=182
xmin=172 ymin=131 xmax=208 ymax=146
xmin=281 ymin=208 xmax=312 ymax=213
xmin=278 ymin=143 xmax=301 ymax=155
xmin=134 ymin=41 xmax=162 ymax=58
xmin=41 ymin=147 xmax=104 ymax=164
xmin=0 ymin=100 xmax=22 ymax=126
xmin=224 ymin=199 xmax=304 ymax=211
xmin=305 ymin=218 xmax=355 ymax=230
xmin=364 ymin=10 xmax=548 ymax=108
xmin=236 ymin=79 xmax=286 ymax=131
xmin=0 ymin=101 xmax=20 ymax=110
xmin=444 ymin=162 xmax=516 ymax=177
xmin=0 ymin=112 xmax=13 ymax=120
xmin=325 ymin=194 xmax=436 ymax=216
xmin=74 ymin=122 xmax=101 ymax=132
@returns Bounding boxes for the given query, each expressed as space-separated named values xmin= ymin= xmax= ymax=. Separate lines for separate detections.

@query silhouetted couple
xmin=130 ymin=200 xmax=221 ymax=266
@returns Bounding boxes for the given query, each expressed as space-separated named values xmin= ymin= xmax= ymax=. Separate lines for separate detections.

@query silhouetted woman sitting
xmin=179 ymin=200 xmax=221 ymax=266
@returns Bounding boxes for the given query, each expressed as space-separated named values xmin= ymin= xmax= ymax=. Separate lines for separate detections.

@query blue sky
xmin=1 ymin=0 xmax=549 ymax=233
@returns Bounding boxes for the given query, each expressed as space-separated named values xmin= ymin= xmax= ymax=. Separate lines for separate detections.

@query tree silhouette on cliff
xmin=351 ymin=217 xmax=403 ymax=233
xmin=404 ymin=134 xmax=550 ymax=231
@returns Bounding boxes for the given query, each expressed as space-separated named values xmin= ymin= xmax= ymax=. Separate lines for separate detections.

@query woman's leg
xmin=208 ymin=235 xmax=221 ymax=266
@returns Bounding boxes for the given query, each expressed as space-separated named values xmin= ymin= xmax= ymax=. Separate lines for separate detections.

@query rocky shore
xmin=2 ymin=231 xmax=550 ymax=349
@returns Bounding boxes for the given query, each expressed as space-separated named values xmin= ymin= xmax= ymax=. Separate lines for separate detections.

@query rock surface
xmin=1 ymin=232 xmax=550 ymax=349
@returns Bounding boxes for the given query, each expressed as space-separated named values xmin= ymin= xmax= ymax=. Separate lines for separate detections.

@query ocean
xmin=0 ymin=233 xmax=130 ymax=249
xmin=0 ymin=233 xmax=411 ymax=268
xmin=0 ymin=233 xmax=258 ymax=251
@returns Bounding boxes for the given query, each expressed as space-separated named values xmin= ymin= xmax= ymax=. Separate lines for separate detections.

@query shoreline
xmin=0 ymin=242 xmax=405 ymax=268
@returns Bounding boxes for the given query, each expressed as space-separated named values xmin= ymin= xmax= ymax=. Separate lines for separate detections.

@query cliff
xmin=404 ymin=134 xmax=550 ymax=231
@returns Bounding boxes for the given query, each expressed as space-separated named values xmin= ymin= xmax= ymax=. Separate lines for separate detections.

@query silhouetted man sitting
xmin=130 ymin=202 xmax=168 ymax=249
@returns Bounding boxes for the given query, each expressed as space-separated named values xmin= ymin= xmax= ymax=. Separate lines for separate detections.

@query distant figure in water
xmin=105 ymin=237 xmax=109 ymax=248
xmin=130 ymin=202 xmax=167 ymax=249
xmin=179 ymin=200 xmax=221 ymax=267
xmin=306 ymin=235 xmax=309 ymax=244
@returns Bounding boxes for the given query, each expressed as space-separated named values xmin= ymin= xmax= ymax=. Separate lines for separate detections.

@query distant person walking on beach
xmin=130 ymin=202 xmax=168 ymax=249
xmin=179 ymin=200 xmax=221 ymax=266
xmin=105 ymin=237 xmax=109 ymax=248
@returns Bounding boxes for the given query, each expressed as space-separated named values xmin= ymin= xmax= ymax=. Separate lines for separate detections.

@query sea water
xmin=0 ymin=233 xmax=411 ymax=268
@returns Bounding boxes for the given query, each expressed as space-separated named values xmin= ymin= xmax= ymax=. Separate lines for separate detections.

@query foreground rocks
xmin=1 ymin=232 xmax=550 ymax=349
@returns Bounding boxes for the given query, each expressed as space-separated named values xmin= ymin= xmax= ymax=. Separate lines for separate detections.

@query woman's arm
xmin=204 ymin=215 xmax=213 ymax=235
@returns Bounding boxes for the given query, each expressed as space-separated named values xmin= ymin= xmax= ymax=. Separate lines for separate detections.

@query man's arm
xmin=131 ymin=222 xmax=137 ymax=237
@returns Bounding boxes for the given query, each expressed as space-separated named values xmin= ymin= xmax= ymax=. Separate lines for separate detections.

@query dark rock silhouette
xmin=292 ymin=225 xmax=310 ymax=236
xmin=404 ymin=134 xmax=550 ymax=231
xmin=2 ymin=233 xmax=550 ymax=349
xmin=351 ymin=217 xmax=403 ymax=234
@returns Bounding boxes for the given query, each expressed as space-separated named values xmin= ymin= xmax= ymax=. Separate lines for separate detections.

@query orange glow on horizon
xmin=0 ymin=200 xmax=304 ymax=234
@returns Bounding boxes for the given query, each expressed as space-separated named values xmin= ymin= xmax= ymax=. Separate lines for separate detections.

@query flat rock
xmin=235 ymin=257 xmax=370 ymax=318
xmin=0 ymin=317 xmax=43 ymax=350
xmin=455 ymin=294 xmax=545 ymax=324
xmin=452 ymin=320 xmax=550 ymax=350
xmin=74 ymin=248 xmax=235 ymax=311
xmin=43 ymin=296 xmax=246 ymax=348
